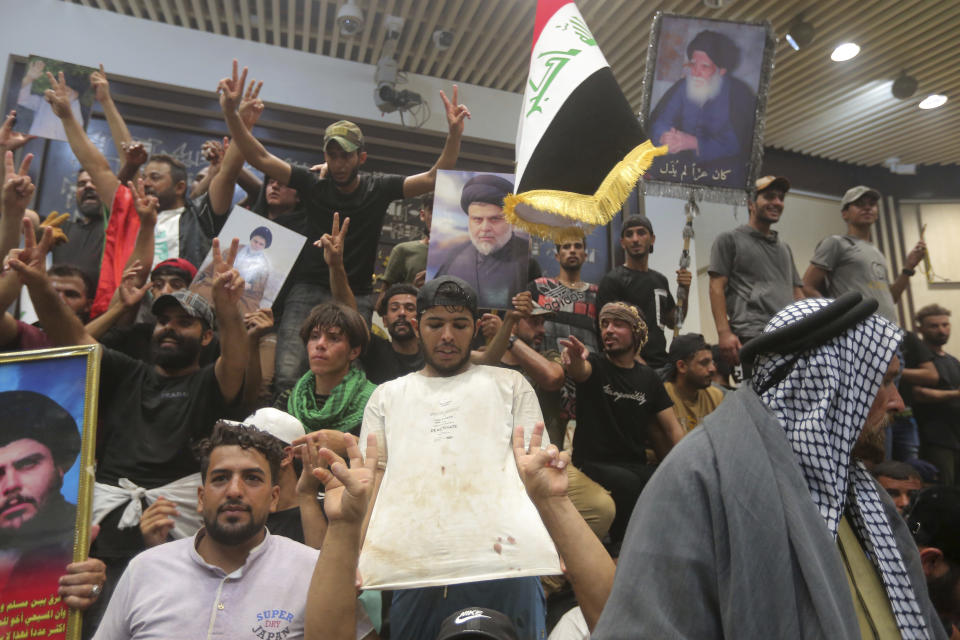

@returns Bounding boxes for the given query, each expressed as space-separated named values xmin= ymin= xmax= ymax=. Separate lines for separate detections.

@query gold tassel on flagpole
xmin=503 ymin=140 xmax=668 ymax=241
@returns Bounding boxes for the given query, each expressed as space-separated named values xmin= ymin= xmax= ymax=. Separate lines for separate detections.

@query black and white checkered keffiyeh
xmin=752 ymin=298 xmax=930 ymax=639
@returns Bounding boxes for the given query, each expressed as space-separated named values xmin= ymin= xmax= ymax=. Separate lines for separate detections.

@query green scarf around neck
xmin=287 ymin=365 xmax=376 ymax=432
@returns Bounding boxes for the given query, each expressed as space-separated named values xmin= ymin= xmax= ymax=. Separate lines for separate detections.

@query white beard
xmin=473 ymin=232 xmax=511 ymax=256
xmin=685 ymin=72 xmax=723 ymax=108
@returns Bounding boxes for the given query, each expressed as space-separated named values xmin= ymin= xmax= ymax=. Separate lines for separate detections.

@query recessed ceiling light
xmin=918 ymin=94 xmax=948 ymax=110
xmin=830 ymin=42 xmax=860 ymax=62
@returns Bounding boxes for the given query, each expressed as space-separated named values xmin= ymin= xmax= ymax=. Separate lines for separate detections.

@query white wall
xmin=2 ymin=0 xmax=522 ymax=144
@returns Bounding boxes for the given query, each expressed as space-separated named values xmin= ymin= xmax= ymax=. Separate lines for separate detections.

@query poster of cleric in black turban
xmin=641 ymin=14 xmax=775 ymax=201
xmin=0 ymin=344 xmax=100 ymax=640
xmin=426 ymin=170 xmax=530 ymax=310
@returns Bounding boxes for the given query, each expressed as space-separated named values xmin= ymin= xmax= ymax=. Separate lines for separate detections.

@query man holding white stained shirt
xmin=358 ymin=275 xmax=560 ymax=640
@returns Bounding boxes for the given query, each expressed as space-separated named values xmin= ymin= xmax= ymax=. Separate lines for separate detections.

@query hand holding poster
xmin=0 ymin=345 xmax=101 ymax=640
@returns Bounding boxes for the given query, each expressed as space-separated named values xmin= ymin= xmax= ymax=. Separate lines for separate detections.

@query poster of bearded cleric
xmin=0 ymin=344 xmax=100 ymax=640
xmin=426 ymin=170 xmax=530 ymax=310
xmin=640 ymin=14 xmax=776 ymax=199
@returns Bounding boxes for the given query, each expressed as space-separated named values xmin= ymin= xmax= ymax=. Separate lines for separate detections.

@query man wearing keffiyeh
xmin=583 ymin=295 xmax=947 ymax=638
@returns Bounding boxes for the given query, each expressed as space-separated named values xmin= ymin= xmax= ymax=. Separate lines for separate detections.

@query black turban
xmin=459 ymin=174 xmax=514 ymax=214
xmin=0 ymin=390 xmax=81 ymax=470
xmin=687 ymin=30 xmax=740 ymax=72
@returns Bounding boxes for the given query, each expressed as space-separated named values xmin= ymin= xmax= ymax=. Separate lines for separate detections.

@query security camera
xmin=433 ymin=29 xmax=453 ymax=51
xmin=384 ymin=15 xmax=404 ymax=40
xmin=336 ymin=1 xmax=364 ymax=37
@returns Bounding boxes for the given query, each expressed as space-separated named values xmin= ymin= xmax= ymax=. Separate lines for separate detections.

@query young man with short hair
xmin=663 ymin=333 xmax=724 ymax=433
xmin=598 ymin=215 xmax=692 ymax=369
xmin=709 ymin=176 xmax=803 ymax=372
xmin=93 ymin=421 xmax=374 ymax=640
xmin=871 ymin=460 xmax=923 ymax=515
xmin=802 ymin=185 xmax=926 ymax=321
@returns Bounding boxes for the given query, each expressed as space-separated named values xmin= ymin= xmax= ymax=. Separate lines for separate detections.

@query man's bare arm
xmin=911 ymin=386 xmax=960 ymax=403
xmin=901 ymin=361 xmax=938 ymax=387
xmin=650 ymin=406 xmax=684 ymax=461
xmin=218 ymin=61 xmax=292 ymax=185
xmin=211 ymin=239 xmax=251 ymax=404
xmin=560 ymin=335 xmax=592 ymax=383
xmin=801 ymin=264 xmax=828 ymax=298
xmin=45 ymin=72 xmax=120 ymax=205
xmin=709 ymin=274 xmax=742 ymax=365
xmin=319 ymin=213 xmax=357 ymax=310
xmin=90 ymin=64 xmax=132 ymax=159
xmin=401 ymin=87 xmax=469 ymax=198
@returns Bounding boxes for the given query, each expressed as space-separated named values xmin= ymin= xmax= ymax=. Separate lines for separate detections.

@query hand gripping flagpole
xmin=674 ymin=194 xmax=698 ymax=330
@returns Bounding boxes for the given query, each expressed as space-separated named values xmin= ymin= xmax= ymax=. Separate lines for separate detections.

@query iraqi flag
xmin=505 ymin=0 xmax=666 ymax=242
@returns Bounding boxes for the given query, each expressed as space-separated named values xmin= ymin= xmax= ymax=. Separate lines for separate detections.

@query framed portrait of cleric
xmin=0 ymin=344 xmax=101 ymax=640
xmin=640 ymin=13 xmax=776 ymax=203
xmin=426 ymin=170 xmax=531 ymax=311
xmin=189 ymin=206 xmax=307 ymax=315
xmin=6 ymin=55 xmax=96 ymax=143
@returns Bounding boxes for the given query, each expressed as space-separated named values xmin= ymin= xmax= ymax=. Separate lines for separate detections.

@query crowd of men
xmin=0 ymin=56 xmax=958 ymax=640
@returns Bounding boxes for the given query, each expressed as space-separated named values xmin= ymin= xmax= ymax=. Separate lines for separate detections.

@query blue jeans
xmin=273 ymin=283 xmax=375 ymax=395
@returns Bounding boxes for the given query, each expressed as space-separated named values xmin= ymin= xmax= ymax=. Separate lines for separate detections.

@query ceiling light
xmin=918 ymin=94 xmax=948 ymax=110
xmin=785 ymin=15 xmax=814 ymax=51
xmin=891 ymin=71 xmax=918 ymax=99
xmin=830 ymin=42 xmax=860 ymax=62
xmin=336 ymin=1 xmax=364 ymax=37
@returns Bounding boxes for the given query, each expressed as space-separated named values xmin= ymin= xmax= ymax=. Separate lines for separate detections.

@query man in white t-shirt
xmin=359 ymin=275 xmax=560 ymax=640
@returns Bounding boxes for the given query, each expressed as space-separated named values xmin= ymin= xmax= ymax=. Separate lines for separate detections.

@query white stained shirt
xmin=358 ymin=364 xmax=562 ymax=590
xmin=92 ymin=529 xmax=374 ymax=640
xmin=153 ymin=207 xmax=184 ymax=263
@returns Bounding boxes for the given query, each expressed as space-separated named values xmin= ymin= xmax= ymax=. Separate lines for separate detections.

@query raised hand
xmin=506 ymin=290 xmax=533 ymax=321
xmin=238 ymin=79 xmax=264 ymax=129
xmin=513 ymin=424 xmax=568 ymax=503
xmin=39 ymin=211 xmax=70 ymax=246
xmin=201 ymin=139 xmax=225 ymax=167
xmin=2 ymin=150 xmax=35 ymax=213
xmin=24 ymin=59 xmax=45 ymax=83
xmin=479 ymin=312 xmax=502 ymax=340
xmin=559 ymin=335 xmax=587 ymax=367
xmin=294 ymin=432 xmax=327 ymax=499
xmin=413 ymin=269 xmax=426 ymax=288
xmin=0 ymin=111 xmax=36 ymax=151
xmin=5 ymin=218 xmax=55 ymax=285
xmin=211 ymin=237 xmax=245 ymax=305
xmin=676 ymin=268 xmax=692 ymax=288
xmin=128 ymin=178 xmax=158 ymax=226
xmin=139 ymin=497 xmax=179 ymax=548
xmin=244 ymin=307 xmax=274 ymax=338
xmin=118 ymin=261 xmax=152 ymax=308
xmin=439 ymin=85 xmax=471 ymax=137
xmin=90 ymin=63 xmax=111 ymax=103
xmin=43 ymin=71 xmax=76 ymax=119
xmin=316 ymin=212 xmax=350 ymax=268
xmin=311 ymin=434 xmax=378 ymax=525
xmin=904 ymin=240 xmax=927 ymax=271
xmin=217 ymin=59 xmax=248 ymax=115
xmin=121 ymin=141 xmax=148 ymax=168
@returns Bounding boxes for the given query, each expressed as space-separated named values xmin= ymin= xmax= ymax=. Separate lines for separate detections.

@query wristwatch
xmin=902 ymin=267 xmax=916 ymax=276
xmin=507 ymin=335 xmax=518 ymax=350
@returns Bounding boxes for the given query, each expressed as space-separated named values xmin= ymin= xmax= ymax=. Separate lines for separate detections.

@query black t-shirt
xmin=899 ymin=331 xmax=934 ymax=405
xmin=913 ymin=350 xmax=960 ymax=450
xmin=360 ymin=334 xmax=424 ymax=384
xmin=572 ymin=352 xmax=673 ymax=467
xmin=267 ymin=507 xmax=305 ymax=544
xmin=96 ymin=348 xmax=237 ymax=487
xmin=597 ymin=266 xmax=676 ymax=368
xmin=51 ymin=214 xmax=106 ymax=283
xmin=286 ymin=167 xmax=405 ymax=293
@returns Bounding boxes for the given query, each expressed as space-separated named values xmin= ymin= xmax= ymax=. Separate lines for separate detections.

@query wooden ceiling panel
xmin=55 ymin=0 xmax=959 ymax=166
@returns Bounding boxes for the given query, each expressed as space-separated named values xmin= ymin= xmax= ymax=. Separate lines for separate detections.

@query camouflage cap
xmin=323 ymin=120 xmax=364 ymax=153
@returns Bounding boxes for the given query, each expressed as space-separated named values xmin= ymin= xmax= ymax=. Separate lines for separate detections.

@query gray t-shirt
xmin=810 ymin=235 xmax=898 ymax=322
xmin=709 ymin=225 xmax=801 ymax=338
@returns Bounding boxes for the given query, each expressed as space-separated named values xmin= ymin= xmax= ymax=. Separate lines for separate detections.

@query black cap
xmin=460 ymin=174 xmax=514 ymax=214
xmin=621 ymin=215 xmax=654 ymax=236
xmin=0 ymin=390 xmax=80 ymax=470
xmin=907 ymin=486 xmax=960 ymax=564
xmin=437 ymin=608 xmax=519 ymax=640
xmin=417 ymin=275 xmax=479 ymax=319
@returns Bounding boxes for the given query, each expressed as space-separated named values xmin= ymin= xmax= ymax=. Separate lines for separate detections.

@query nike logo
xmin=454 ymin=610 xmax=490 ymax=624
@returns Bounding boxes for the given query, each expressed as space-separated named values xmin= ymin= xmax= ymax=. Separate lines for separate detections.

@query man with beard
xmin=709 ymin=175 xmax=803 ymax=375
xmin=663 ymin=333 xmax=723 ymax=434
xmin=588 ymin=294 xmax=946 ymax=639
xmin=912 ymin=304 xmax=960 ymax=487
xmin=0 ymin=391 xmax=81 ymax=601
xmin=361 ymin=283 xmax=425 ymax=384
xmin=907 ymin=486 xmax=960 ymax=638
xmin=93 ymin=421 xmax=374 ymax=640
xmin=379 ymin=192 xmax=432 ymax=293
xmin=435 ymin=174 xmax=531 ymax=310
xmin=10 ymin=236 xmax=249 ymax=623
xmin=648 ymin=29 xmax=756 ymax=186
xmin=50 ymin=170 xmax=108 ymax=283
xmin=598 ymin=215 xmax=692 ymax=369
xmin=357 ymin=276 xmax=558 ymax=640
xmin=219 ymin=60 xmax=470 ymax=395
xmin=561 ymin=301 xmax=684 ymax=546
